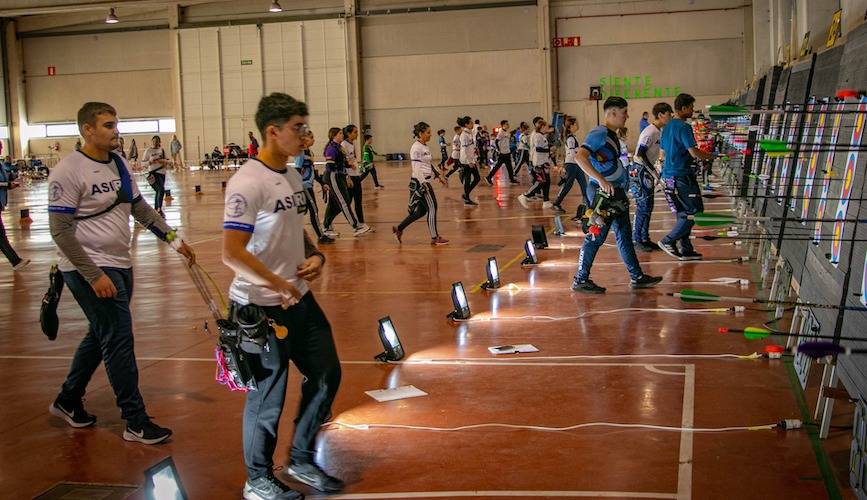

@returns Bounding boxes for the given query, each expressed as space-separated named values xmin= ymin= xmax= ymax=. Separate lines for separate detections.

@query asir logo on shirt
xmin=49 ymin=182 xmax=64 ymax=202
xmin=226 ymin=193 xmax=248 ymax=217
xmin=274 ymin=192 xmax=307 ymax=214
xmin=91 ymin=179 xmax=122 ymax=195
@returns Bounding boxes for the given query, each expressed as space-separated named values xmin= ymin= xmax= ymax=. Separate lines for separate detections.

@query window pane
xmin=0 ymin=126 xmax=9 ymax=139
xmin=158 ymin=119 xmax=176 ymax=133
xmin=118 ymin=120 xmax=159 ymax=134
xmin=27 ymin=124 xmax=47 ymax=138
xmin=46 ymin=123 xmax=80 ymax=137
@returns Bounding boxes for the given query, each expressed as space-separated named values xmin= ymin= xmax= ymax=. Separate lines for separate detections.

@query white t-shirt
xmin=142 ymin=147 xmax=167 ymax=174
xmin=341 ymin=140 xmax=358 ymax=176
xmin=634 ymin=123 xmax=662 ymax=167
xmin=48 ymin=151 xmax=142 ymax=271
xmin=530 ymin=131 xmax=549 ymax=166
xmin=223 ymin=159 xmax=310 ymax=307
xmin=410 ymin=141 xmax=434 ymax=182
xmin=459 ymin=128 xmax=477 ymax=165
xmin=564 ymin=134 xmax=579 ymax=164
xmin=496 ymin=129 xmax=510 ymax=154
xmin=451 ymin=134 xmax=461 ymax=159
xmin=619 ymin=138 xmax=630 ymax=166
xmin=517 ymin=132 xmax=529 ymax=152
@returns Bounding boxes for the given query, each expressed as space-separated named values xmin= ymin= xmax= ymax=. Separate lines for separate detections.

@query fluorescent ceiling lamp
xmin=105 ymin=8 xmax=119 ymax=24
xmin=269 ymin=1 xmax=283 ymax=12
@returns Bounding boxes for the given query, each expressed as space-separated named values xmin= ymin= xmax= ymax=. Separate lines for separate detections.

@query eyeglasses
xmin=291 ymin=123 xmax=310 ymax=135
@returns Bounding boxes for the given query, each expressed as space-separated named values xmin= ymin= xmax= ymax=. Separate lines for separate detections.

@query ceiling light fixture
xmin=105 ymin=7 xmax=119 ymax=24
xmin=269 ymin=1 xmax=283 ymax=13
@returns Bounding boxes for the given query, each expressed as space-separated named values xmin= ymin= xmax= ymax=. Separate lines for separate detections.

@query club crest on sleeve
xmin=226 ymin=193 xmax=248 ymax=217
xmin=49 ymin=182 xmax=64 ymax=202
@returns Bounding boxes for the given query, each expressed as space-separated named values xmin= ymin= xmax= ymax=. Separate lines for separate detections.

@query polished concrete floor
xmin=0 ymin=162 xmax=854 ymax=499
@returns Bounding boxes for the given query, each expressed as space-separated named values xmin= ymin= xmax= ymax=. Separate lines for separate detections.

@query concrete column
xmin=168 ymin=6 xmax=185 ymax=158
xmin=537 ymin=0 xmax=553 ymax=118
xmin=752 ymin=0 xmax=772 ymax=77
xmin=344 ymin=0 xmax=363 ymax=127
xmin=5 ymin=20 xmax=27 ymax=157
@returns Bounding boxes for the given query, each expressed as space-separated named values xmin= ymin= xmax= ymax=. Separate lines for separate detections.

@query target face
xmin=829 ymin=97 xmax=867 ymax=267
xmin=813 ymin=103 xmax=845 ymax=242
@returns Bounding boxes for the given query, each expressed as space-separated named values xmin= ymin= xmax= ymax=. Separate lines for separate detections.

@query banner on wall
xmin=598 ymin=75 xmax=681 ymax=99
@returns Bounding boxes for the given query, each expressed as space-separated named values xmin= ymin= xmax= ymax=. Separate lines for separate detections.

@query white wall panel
xmin=178 ymin=19 xmax=348 ymax=162
xmin=23 ymin=30 xmax=172 ymax=122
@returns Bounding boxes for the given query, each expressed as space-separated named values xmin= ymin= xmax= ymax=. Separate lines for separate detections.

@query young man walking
xmin=570 ymin=97 xmax=662 ymax=294
xmin=48 ymin=102 xmax=195 ymax=443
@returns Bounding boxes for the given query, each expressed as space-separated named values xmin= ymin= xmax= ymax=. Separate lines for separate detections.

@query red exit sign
xmin=553 ymin=36 xmax=581 ymax=47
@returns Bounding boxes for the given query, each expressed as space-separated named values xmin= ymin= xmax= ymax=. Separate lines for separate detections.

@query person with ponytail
xmin=392 ymin=122 xmax=449 ymax=245
xmin=458 ymin=115 xmax=480 ymax=205
xmin=322 ymin=127 xmax=371 ymax=237
xmin=341 ymin=124 xmax=368 ymax=227
xmin=517 ymin=118 xmax=553 ymax=209
xmin=551 ymin=116 xmax=588 ymax=213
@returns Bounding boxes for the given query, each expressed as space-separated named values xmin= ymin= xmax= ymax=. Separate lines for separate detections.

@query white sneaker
xmin=542 ymin=201 xmax=554 ymax=209
xmin=324 ymin=228 xmax=339 ymax=238
xmin=353 ymin=224 xmax=372 ymax=236
xmin=13 ymin=259 xmax=31 ymax=271
xmin=517 ymin=194 xmax=530 ymax=209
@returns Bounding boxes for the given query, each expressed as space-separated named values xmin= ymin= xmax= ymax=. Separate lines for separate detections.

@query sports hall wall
xmin=553 ymin=0 xmax=751 ymax=141
xmin=2 ymin=0 xmax=754 ymax=162
xmin=359 ymin=5 xmax=542 ymax=154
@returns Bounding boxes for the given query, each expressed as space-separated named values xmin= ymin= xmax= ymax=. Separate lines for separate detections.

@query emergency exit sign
xmin=241 ymin=59 xmax=253 ymax=65
xmin=552 ymin=36 xmax=581 ymax=47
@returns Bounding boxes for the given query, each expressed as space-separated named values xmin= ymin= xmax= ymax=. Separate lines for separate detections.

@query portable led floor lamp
xmin=522 ymin=239 xmax=538 ymax=265
xmin=481 ymin=257 xmax=501 ymax=290
xmin=374 ymin=316 xmax=405 ymax=362
xmin=447 ymin=281 xmax=471 ymax=320
xmin=143 ymin=456 xmax=187 ymax=500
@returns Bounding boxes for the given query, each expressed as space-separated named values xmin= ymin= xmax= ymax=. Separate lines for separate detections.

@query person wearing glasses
xmin=223 ymin=93 xmax=344 ymax=499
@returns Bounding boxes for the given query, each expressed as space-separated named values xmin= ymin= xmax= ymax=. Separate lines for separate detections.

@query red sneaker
xmin=431 ymin=236 xmax=449 ymax=246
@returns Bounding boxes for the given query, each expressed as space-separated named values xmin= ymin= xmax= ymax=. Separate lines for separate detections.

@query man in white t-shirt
xmin=47 ymin=102 xmax=195 ymax=444
xmin=222 ymin=93 xmax=343 ymax=500
xmin=630 ymin=102 xmax=672 ymax=251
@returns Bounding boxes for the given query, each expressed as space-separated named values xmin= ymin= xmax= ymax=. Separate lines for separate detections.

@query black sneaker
xmin=286 ymin=462 xmax=344 ymax=493
xmin=123 ymin=420 xmax=172 ymax=445
xmin=631 ymin=274 xmax=663 ymax=289
xmin=551 ymin=203 xmax=566 ymax=214
xmin=680 ymin=251 xmax=703 ymax=261
xmin=634 ymin=241 xmax=656 ymax=253
xmin=49 ymin=396 xmax=96 ymax=428
xmin=641 ymin=240 xmax=660 ymax=251
xmin=657 ymin=240 xmax=682 ymax=260
xmin=571 ymin=279 xmax=606 ymax=294
xmin=463 ymin=198 xmax=478 ymax=206
xmin=244 ymin=474 xmax=304 ymax=500
xmin=317 ymin=235 xmax=335 ymax=244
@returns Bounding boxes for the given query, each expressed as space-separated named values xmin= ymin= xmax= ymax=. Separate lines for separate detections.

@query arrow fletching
xmin=692 ymin=212 xmax=738 ymax=227
xmin=675 ymin=289 xmax=721 ymax=303
xmin=795 ymin=341 xmax=844 ymax=359
xmin=708 ymin=104 xmax=749 ymax=117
